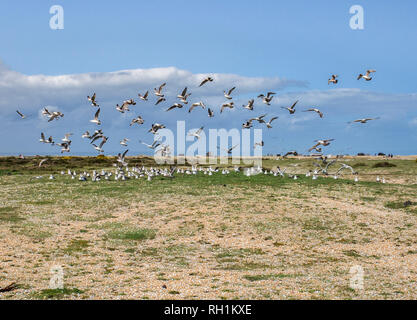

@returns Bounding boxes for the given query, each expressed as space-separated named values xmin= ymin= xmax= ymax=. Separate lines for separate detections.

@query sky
xmin=0 ymin=0 xmax=416 ymax=156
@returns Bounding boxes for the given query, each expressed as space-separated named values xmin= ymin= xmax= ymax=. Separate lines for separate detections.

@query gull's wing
xmin=94 ymin=108 xmax=100 ymax=119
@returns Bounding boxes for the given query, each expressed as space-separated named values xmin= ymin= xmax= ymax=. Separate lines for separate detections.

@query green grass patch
xmin=32 ymin=288 xmax=84 ymax=300
xmin=107 ymin=228 xmax=156 ymax=241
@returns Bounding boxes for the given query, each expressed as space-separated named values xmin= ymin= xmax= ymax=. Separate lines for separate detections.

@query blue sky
xmin=0 ymin=1 xmax=416 ymax=155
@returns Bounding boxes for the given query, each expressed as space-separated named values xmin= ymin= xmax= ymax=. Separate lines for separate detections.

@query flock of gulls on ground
xmin=16 ymin=69 xmax=387 ymax=183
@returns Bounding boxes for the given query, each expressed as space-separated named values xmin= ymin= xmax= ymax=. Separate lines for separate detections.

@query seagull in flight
xmin=120 ymin=138 xmax=129 ymax=147
xmin=38 ymin=159 xmax=48 ymax=167
xmin=242 ymin=120 xmax=253 ymax=129
xmin=258 ymin=92 xmax=276 ymax=105
xmin=92 ymin=139 xmax=107 ymax=153
xmin=16 ymin=110 xmax=26 ymax=119
xmin=208 ymin=108 xmax=214 ymax=118
xmin=117 ymin=149 xmax=129 ymax=166
xmin=166 ymin=103 xmax=183 ymax=112
xmin=281 ymin=100 xmax=298 ymax=114
xmin=328 ymin=75 xmax=338 ymax=84
xmin=81 ymin=131 xmax=91 ymax=139
xmin=138 ymin=91 xmax=149 ymax=101
xmin=357 ymin=69 xmax=376 ymax=81
xmin=140 ymin=140 xmax=161 ymax=149
xmin=250 ymin=114 xmax=267 ymax=124
xmin=189 ymin=101 xmax=206 ymax=113
xmin=223 ymin=87 xmax=236 ymax=100
xmin=46 ymin=111 xmax=64 ymax=122
xmin=226 ymin=144 xmax=239 ymax=154
xmin=61 ymin=133 xmax=73 ymax=142
xmin=130 ymin=116 xmax=145 ymax=126
xmin=87 ymin=93 xmax=99 ymax=107
xmin=348 ymin=117 xmax=380 ymax=124
xmin=90 ymin=108 xmax=101 ymax=125
xmin=154 ymin=83 xmax=166 ymax=97
xmin=177 ymin=87 xmax=192 ymax=104
xmin=148 ymin=123 xmax=166 ymax=134
xmin=242 ymin=99 xmax=255 ymax=111
xmin=188 ymin=127 xmax=204 ymax=140
xmin=308 ymin=139 xmax=334 ymax=152
xmin=303 ymin=107 xmax=323 ymax=118
xmin=264 ymin=116 xmax=278 ymax=128
xmin=254 ymin=141 xmax=264 ymax=149
xmin=220 ymin=102 xmax=234 ymax=113
xmin=155 ymin=97 xmax=166 ymax=105
xmin=57 ymin=141 xmax=71 ymax=153
xmin=199 ymin=76 xmax=214 ymax=87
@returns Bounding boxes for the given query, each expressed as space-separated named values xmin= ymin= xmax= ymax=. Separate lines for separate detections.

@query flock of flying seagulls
xmin=16 ymin=69 xmax=381 ymax=180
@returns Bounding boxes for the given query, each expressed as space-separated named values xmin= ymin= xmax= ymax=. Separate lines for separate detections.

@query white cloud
xmin=0 ymin=63 xmax=308 ymax=116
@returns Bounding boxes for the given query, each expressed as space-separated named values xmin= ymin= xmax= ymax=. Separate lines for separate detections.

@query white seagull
xmin=90 ymin=108 xmax=101 ymax=125
xmin=188 ymin=127 xmax=204 ymax=140
xmin=357 ymin=69 xmax=376 ymax=81
xmin=258 ymin=92 xmax=276 ymax=105
xmin=223 ymin=87 xmax=236 ymax=100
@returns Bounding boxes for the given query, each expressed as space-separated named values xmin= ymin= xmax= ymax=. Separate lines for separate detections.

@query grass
xmin=107 ymin=228 xmax=156 ymax=241
xmin=0 ymin=155 xmax=416 ymax=299
xmin=0 ymin=207 xmax=24 ymax=222
xmin=243 ymin=274 xmax=299 ymax=281
xmin=32 ymin=288 xmax=84 ymax=300
xmin=63 ymin=239 xmax=90 ymax=255
xmin=384 ymin=200 xmax=415 ymax=209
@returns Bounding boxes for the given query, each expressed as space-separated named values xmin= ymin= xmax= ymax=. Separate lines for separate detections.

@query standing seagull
xmin=357 ymin=69 xmax=376 ymax=81
xmin=16 ymin=110 xmax=26 ymax=119
xmin=154 ymin=83 xmax=166 ymax=97
xmin=303 ymin=107 xmax=324 ymax=118
xmin=328 ymin=75 xmax=338 ymax=84
xmin=223 ymin=87 xmax=236 ymax=100
xmin=90 ymin=108 xmax=101 ymax=125
xmin=199 ymin=76 xmax=214 ymax=87
xmin=258 ymin=92 xmax=276 ymax=106
xmin=281 ymin=100 xmax=298 ymax=114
